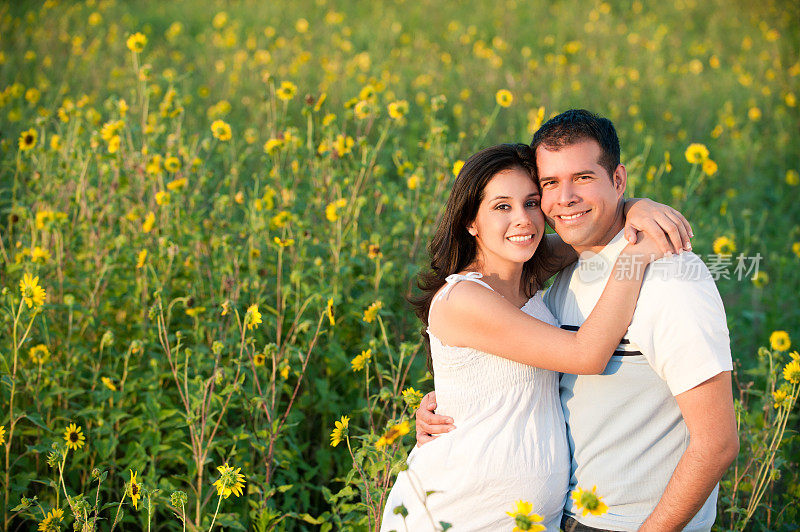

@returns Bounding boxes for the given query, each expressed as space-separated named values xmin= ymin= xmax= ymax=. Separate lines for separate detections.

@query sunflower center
xmin=132 ymin=484 xmax=139 ymax=495
xmin=69 ymin=432 xmax=78 ymax=442
xmin=24 ymin=134 xmax=34 ymax=144
xmin=580 ymin=493 xmax=600 ymax=510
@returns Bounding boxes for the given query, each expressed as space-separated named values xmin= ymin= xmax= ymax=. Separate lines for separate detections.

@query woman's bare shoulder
xmin=428 ymin=278 xmax=510 ymax=342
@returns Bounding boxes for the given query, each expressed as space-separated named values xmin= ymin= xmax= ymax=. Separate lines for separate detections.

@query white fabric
xmin=381 ymin=274 xmax=569 ymax=531
xmin=544 ymin=230 xmax=732 ymax=531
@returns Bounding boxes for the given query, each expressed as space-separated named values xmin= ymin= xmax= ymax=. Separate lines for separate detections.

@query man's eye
xmin=540 ymin=180 xmax=555 ymax=188
xmin=577 ymin=175 xmax=591 ymax=181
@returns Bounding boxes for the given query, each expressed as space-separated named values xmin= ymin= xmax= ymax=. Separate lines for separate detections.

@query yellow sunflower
xmin=376 ymin=420 xmax=410 ymax=449
xmin=20 ymin=273 xmax=46 ymax=309
xmin=326 ymin=298 xmax=335 ymax=326
xmin=63 ymin=423 xmax=85 ymax=451
xmin=495 ymin=89 xmax=513 ymax=107
xmin=276 ymin=81 xmax=297 ymax=101
xmin=19 ymin=128 xmax=38 ymax=151
xmin=684 ymin=143 xmax=710 ymax=164
xmin=245 ymin=304 xmax=262 ymax=330
xmin=37 ymin=508 xmax=64 ymax=532
xmin=362 ymin=301 xmax=383 ymax=323
xmin=212 ymin=463 xmax=246 ymax=498
xmin=505 ymin=500 xmax=545 ymax=532
xmin=128 ymin=469 xmax=142 ymax=509
xmin=330 ymin=415 xmax=349 ymax=447
xmin=783 ymin=359 xmax=800 ymax=384
xmin=572 ymin=486 xmax=608 ymax=517
xmin=770 ymin=331 xmax=791 ymax=352
xmin=126 ymin=32 xmax=147 ymax=53
xmin=210 ymin=119 xmax=232 ymax=141
xmin=387 ymin=100 xmax=409 ymax=120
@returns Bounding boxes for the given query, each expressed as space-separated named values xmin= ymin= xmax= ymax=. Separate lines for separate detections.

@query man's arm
xmin=639 ymin=371 xmax=739 ymax=531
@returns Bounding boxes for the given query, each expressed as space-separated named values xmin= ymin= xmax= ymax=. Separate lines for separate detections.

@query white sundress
xmin=380 ymin=273 xmax=570 ymax=531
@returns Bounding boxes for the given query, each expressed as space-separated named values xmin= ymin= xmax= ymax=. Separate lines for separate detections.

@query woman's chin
xmin=508 ymin=247 xmax=539 ymax=263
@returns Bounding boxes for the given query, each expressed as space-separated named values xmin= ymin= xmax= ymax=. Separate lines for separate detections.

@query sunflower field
xmin=1 ymin=0 xmax=799 ymax=530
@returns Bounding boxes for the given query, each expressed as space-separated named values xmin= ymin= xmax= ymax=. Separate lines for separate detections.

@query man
xmin=416 ymin=109 xmax=739 ymax=531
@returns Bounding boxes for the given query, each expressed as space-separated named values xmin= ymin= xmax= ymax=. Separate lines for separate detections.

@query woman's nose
xmin=514 ymin=206 xmax=534 ymax=226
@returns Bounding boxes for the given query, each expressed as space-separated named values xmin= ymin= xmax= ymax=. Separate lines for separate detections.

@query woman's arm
xmin=536 ymin=198 xmax=693 ymax=283
xmin=429 ymin=236 xmax=663 ymax=375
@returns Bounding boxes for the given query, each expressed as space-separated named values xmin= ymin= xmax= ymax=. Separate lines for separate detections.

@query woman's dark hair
xmin=409 ymin=143 xmax=557 ymax=374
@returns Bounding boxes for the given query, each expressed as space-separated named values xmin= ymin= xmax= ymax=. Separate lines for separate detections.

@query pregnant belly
xmin=394 ymin=427 xmax=569 ymax=529
xmin=408 ymin=418 xmax=570 ymax=493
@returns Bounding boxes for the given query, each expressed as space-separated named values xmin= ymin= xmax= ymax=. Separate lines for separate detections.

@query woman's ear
xmin=467 ymin=223 xmax=477 ymax=236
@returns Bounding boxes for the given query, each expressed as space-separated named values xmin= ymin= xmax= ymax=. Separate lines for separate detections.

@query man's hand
xmin=415 ymin=391 xmax=455 ymax=446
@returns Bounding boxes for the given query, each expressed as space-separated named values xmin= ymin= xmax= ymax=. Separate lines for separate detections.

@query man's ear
xmin=613 ymin=164 xmax=627 ymax=198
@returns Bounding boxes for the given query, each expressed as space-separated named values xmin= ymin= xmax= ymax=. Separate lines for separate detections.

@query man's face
xmin=536 ymin=139 xmax=626 ymax=254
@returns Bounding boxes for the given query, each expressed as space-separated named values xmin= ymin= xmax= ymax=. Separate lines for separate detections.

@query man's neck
xmin=571 ymin=209 xmax=626 ymax=256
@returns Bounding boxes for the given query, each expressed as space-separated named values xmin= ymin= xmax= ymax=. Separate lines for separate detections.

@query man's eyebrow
xmin=538 ymin=170 xmax=598 ymax=181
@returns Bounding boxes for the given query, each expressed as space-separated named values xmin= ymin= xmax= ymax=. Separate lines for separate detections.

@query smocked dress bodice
xmin=380 ymin=273 xmax=570 ymax=531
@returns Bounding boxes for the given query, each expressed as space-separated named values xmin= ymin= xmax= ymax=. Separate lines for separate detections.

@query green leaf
xmin=23 ymin=413 xmax=49 ymax=431
xmin=294 ymin=513 xmax=324 ymax=524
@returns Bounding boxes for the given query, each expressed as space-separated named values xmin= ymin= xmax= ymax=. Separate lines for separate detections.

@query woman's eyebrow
xmin=490 ymin=193 xmax=540 ymax=200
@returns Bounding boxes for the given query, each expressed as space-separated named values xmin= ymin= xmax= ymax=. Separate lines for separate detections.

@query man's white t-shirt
xmin=544 ymin=231 xmax=733 ymax=531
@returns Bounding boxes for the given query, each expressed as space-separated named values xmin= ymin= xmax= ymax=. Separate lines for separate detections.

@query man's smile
xmin=555 ymin=209 xmax=591 ymax=223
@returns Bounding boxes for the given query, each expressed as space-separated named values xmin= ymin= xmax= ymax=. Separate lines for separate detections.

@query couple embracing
xmin=380 ymin=110 xmax=738 ymax=531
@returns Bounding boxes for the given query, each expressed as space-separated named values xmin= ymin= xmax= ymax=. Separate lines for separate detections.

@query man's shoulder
xmin=636 ymin=251 xmax=726 ymax=317
xmin=641 ymin=251 xmax=715 ymax=290
xmin=543 ymin=261 xmax=579 ymax=303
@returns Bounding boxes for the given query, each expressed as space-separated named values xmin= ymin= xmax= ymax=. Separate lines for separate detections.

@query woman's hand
xmin=623 ymin=198 xmax=692 ymax=254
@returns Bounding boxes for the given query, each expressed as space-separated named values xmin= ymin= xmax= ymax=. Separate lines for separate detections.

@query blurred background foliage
xmin=0 ymin=0 xmax=798 ymax=529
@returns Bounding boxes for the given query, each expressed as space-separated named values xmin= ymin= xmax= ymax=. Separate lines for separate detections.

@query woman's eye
xmin=526 ymin=200 xmax=540 ymax=208
xmin=495 ymin=203 xmax=510 ymax=210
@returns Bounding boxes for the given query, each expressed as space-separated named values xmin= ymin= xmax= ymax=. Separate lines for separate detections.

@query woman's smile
xmin=507 ymin=233 xmax=535 ymax=243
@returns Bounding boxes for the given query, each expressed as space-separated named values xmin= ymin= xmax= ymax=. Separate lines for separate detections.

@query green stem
xmin=108 ymin=482 xmax=128 ymax=532
xmin=472 ymin=104 xmax=500 ymax=152
xmin=207 ymin=494 xmax=223 ymax=531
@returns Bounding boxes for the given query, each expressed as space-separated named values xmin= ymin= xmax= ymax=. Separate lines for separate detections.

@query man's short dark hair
xmin=530 ymin=109 xmax=620 ymax=179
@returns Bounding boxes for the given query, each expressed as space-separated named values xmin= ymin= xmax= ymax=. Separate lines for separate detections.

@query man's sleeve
xmin=632 ymin=254 xmax=733 ymax=396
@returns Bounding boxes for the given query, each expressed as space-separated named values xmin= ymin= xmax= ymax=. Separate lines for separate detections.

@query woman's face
xmin=467 ymin=167 xmax=545 ymax=269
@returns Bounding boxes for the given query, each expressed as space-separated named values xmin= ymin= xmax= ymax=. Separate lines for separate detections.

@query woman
xmin=379 ymin=143 xmax=690 ymax=530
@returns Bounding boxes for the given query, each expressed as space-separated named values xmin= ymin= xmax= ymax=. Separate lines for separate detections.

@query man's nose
xmin=558 ymin=182 xmax=579 ymax=205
